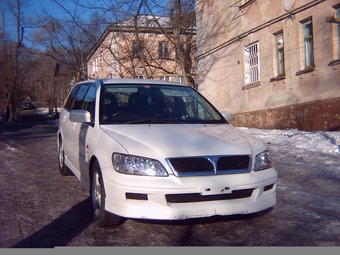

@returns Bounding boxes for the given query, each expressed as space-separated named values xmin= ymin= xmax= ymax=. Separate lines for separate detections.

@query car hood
xmin=100 ymin=124 xmax=266 ymax=158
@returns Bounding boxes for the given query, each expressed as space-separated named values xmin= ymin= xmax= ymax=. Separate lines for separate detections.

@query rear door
xmin=75 ymin=84 xmax=97 ymax=188
xmin=65 ymin=83 xmax=91 ymax=176
xmin=59 ymin=84 xmax=80 ymax=167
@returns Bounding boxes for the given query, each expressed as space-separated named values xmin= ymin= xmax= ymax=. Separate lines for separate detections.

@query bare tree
xmin=85 ymin=0 xmax=197 ymax=87
xmin=125 ymin=0 xmax=197 ymax=87
xmin=87 ymin=15 xmax=194 ymax=80
xmin=144 ymin=0 xmax=197 ymax=87
xmin=32 ymin=6 xmax=106 ymax=81
xmin=0 ymin=0 xmax=25 ymax=121
xmin=0 ymin=0 xmax=199 ymax=120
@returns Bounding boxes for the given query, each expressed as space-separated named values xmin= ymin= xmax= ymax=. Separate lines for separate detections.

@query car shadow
xmin=11 ymin=198 xmax=93 ymax=248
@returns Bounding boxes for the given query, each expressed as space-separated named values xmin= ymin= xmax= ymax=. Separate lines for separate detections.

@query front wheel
xmin=58 ymin=138 xmax=72 ymax=176
xmin=90 ymin=161 xmax=122 ymax=227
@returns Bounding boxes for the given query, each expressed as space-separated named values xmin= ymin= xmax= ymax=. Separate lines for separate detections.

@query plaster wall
xmin=197 ymin=0 xmax=340 ymax=130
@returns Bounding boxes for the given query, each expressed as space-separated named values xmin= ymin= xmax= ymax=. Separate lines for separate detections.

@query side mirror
xmin=221 ymin=111 xmax=232 ymax=121
xmin=69 ymin=110 xmax=91 ymax=123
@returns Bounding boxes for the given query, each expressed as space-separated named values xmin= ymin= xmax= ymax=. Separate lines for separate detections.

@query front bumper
xmin=102 ymin=167 xmax=277 ymax=220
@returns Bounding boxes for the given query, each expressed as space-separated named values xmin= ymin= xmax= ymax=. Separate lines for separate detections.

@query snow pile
xmin=237 ymin=127 xmax=340 ymax=155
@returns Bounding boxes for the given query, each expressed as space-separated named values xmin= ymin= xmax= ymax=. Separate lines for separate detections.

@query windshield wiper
xmin=200 ymin=119 xmax=226 ymax=124
xmin=127 ymin=118 xmax=176 ymax=124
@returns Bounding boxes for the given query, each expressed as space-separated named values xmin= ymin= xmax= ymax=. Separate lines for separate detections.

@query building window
xmin=92 ymin=59 xmax=98 ymax=77
xmin=159 ymin=76 xmax=170 ymax=81
xmin=302 ymin=19 xmax=314 ymax=67
xmin=100 ymin=51 xmax=104 ymax=67
xmin=132 ymin=40 xmax=142 ymax=58
xmin=275 ymin=32 xmax=285 ymax=76
xmin=159 ymin=42 xmax=169 ymax=58
xmin=244 ymin=42 xmax=260 ymax=85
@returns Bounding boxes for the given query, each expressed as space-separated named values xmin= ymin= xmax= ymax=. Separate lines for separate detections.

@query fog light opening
xmin=264 ymin=183 xmax=275 ymax=191
xmin=125 ymin=193 xmax=148 ymax=201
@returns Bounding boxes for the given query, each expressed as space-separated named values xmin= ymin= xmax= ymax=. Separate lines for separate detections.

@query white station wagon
xmin=57 ymin=78 xmax=277 ymax=226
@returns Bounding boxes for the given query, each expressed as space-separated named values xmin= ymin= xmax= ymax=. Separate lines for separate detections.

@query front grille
xmin=167 ymin=155 xmax=251 ymax=176
xmin=168 ymin=157 xmax=214 ymax=173
xmin=165 ymin=189 xmax=253 ymax=203
xmin=217 ymin=155 xmax=249 ymax=170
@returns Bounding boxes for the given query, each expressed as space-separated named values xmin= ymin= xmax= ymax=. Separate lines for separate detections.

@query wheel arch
xmin=57 ymin=132 xmax=62 ymax=145
xmin=89 ymin=156 xmax=106 ymax=197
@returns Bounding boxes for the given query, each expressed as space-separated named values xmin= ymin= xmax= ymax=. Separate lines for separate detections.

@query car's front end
xmin=96 ymin=123 xmax=277 ymax=220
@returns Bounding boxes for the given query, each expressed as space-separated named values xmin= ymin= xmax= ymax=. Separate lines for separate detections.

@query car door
xmin=60 ymin=84 xmax=80 ymax=169
xmin=67 ymin=83 xmax=91 ymax=177
xmin=76 ymin=84 xmax=97 ymax=187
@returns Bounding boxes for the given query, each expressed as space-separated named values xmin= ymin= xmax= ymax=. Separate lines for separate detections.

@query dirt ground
xmin=0 ymin=120 xmax=340 ymax=248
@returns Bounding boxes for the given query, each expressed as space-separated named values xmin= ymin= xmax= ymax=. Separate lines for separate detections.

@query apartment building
xmin=86 ymin=15 xmax=196 ymax=85
xmin=196 ymin=0 xmax=340 ymax=131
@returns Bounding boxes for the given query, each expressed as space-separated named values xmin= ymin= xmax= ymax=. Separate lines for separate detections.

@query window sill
xmin=270 ymin=75 xmax=286 ymax=82
xmin=239 ymin=0 xmax=256 ymax=9
xmin=328 ymin=59 xmax=340 ymax=66
xmin=295 ymin=66 xmax=316 ymax=76
xmin=242 ymin=81 xmax=261 ymax=90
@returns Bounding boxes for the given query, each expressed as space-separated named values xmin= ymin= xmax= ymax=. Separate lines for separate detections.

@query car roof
xmin=77 ymin=78 xmax=189 ymax=87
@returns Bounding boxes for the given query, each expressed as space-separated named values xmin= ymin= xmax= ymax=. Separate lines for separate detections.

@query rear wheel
xmin=58 ymin=138 xmax=72 ymax=176
xmin=91 ymin=160 xmax=122 ymax=227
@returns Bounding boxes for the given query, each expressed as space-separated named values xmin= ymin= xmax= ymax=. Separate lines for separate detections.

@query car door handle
xmin=72 ymin=123 xmax=77 ymax=129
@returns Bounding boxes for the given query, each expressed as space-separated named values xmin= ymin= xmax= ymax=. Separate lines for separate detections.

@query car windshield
xmin=99 ymin=84 xmax=227 ymax=124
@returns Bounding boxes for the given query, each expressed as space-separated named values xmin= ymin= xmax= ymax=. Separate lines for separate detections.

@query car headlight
xmin=254 ymin=150 xmax=273 ymax=171
xmin=112 ymin=153 xmax=168 ymax=177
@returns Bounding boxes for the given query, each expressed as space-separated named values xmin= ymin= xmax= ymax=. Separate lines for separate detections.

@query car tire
xmin=90 ymin=160 xmax=122 ymax=227
xmin=58 ymin=138 xmax=73 ymax=176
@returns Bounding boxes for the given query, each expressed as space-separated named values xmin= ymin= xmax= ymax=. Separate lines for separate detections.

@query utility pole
xmin=52 ymin=63 xmax=60 ymax=118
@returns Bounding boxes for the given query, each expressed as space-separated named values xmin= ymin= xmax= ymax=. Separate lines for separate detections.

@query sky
xmin=1 ymin=0 xmax=147 ymax=42
xmin=1 ymin=0 xmax=92 ymax=39
xmin=1 ymin=0 xmax=73 ymax=25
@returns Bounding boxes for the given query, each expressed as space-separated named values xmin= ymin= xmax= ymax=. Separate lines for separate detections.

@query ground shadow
xmin=11 ymin=198 xmax=92 ymax=248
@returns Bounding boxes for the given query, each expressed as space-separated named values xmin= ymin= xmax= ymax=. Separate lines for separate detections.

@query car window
xmin=83 ymin=85 xmax=96 ymax=121
xmin=64 ymin=84 xmax=80 ymax=110
xmin=71 ymin=84 xmax=90 ymax=110
xmin=100 ymin=84 xmax=226 ymax=124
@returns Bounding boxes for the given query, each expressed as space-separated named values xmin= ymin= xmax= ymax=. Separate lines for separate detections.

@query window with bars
xmin=244 ymin=42 xmax=260 ymax=85
xmin=302 ymin=19 xmax=314 ymax=67
xmin=132 ymin=40 xmax=142 ymax=58
xmin=275 ymin=32 xmax=285 ymax=76
xmin=159 ymin=42 xmax=169 ymax=58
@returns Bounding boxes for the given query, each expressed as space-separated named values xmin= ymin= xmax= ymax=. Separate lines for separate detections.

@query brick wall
xmin=230 ymin=98 xmax=340 ymax=131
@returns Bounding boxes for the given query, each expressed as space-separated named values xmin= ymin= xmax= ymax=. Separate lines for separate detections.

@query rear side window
xmin=64 ymin=85 xmax=80 ymax=110
xmin=72 ymin=84 xmax=90 ymax=110
xmin=83 ymin=85 xmax=96 ymax=121
xmin=64 ymin=84 xmax=92 ymax=111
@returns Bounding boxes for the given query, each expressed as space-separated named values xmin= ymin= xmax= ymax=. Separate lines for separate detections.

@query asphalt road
xmin=0 ymin=120 xmax=340 ymax=247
